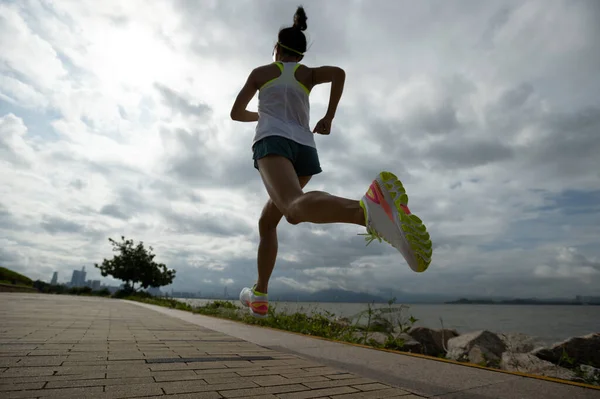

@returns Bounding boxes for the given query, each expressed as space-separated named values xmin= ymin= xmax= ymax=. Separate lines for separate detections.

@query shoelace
xmin=357 ymin=231 xmax=381 ymax=246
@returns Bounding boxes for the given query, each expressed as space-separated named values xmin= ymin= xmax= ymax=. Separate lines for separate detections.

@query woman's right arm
xmin=311 ymin=66 xmax=346 ymax=135
xmin=312 ymin=66 xmax=346 ymax=121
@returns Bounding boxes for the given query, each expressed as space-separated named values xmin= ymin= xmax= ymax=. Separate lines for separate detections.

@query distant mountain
xmin=445 ymin=296 xmax=594 ymax=305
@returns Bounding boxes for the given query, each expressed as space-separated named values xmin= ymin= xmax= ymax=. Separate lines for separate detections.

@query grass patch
xmin=124 ymin=294 xmax=420 ymax=351
xmin=0 ymin=267 xmax=33 ymax=286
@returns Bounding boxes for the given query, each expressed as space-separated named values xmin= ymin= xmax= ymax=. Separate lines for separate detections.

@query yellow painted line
xmin=129 ymin=300 xmax=600 ymax=391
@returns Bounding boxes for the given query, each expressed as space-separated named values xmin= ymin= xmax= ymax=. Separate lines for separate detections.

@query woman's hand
xmin=313 ymin=116 xmax=333 ymax=135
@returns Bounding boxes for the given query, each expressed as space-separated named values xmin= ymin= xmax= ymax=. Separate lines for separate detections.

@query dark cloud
xmin=497 ymin=82 xmax=534 ymax=110
xmin=531 ymin=107 xmax=600 ymax=170
xmin=0 ymin=203 xmax=20 ymax=230
xmin=38 ymin=216 xmax=105 ymax=241
xmin=161 ymin=209 xmax=253 ymax=237
xmin=479 ymin=5 xmax=513 ymax=50
xmin=154 ymin=83 xmax=212 ymax=118
xmin=426 ymin=138 xmax=514 ymax=169
xmin=69 ymin=179 xmax=85 ymax=190
xmin=99 ymin=204 xmax=129 ymax=220
xmin=407 ymin=100 xmax=460 ymax=135
xmin=160 ymin=126 xmax=214 ymax=185
xmin=0 ymin=245 xmax=21 ymax=264
xmin=40 ymin=216 xmax=85 ymax=234
xmin=147 ymin=178 xmax=206 ymax=203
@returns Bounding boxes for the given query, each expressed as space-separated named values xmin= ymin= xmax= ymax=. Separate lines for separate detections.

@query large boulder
xmin=366 ymin=332 xmax=388 ymax=345
xmin=396 ymin=333 xmax=424 ymax=354
xmin=408 ymin=327 xmax=459 ymax=357
xmin=532 ymin=333 xmax=600 ymax=368
xmin=498 ymin=332 xmax=541 ymax=354
xmin=501 ymin=353 xmax=580 ymax=381
xmin=447 ymin=330 xmax=507 ymax=366
xmin=351 ymin=332 xmax=423 ymax=353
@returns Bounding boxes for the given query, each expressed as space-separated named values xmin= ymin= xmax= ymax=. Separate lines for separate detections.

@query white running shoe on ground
xmin=359 ymin=171 xmax=432 ymax=272
xmin=239 ymin=285 xmax=269 ymax=318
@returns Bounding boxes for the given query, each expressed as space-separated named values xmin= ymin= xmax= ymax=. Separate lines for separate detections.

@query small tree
xmin=95 ymin=236 xmax=175 ymax=292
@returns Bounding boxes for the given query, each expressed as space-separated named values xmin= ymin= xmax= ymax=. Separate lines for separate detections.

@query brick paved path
xmin=0 ymin=294 xmax=422 ymax=398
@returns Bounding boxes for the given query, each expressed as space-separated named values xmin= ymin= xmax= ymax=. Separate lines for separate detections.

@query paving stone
xmin=137 ymin=392 xmax=223 ymax=399
xmin=250 ymin=374 xmax=330 ymax=387
xmin=303 ymin=378 xmax=376 ymax=389
xmin=104 ymin=383 xmax=164 ymax=398
xmin=351 ymin=382 xmax=394 ymax=391
xmin=162 ymin=380 xmax=255 ymax=395
xmin=46 ymin=376 xmax=153 ymax=388
xmin=0 ymin=372 xmax=107 ymax=384
xmin=217 ymin=383 xmax=310 ymax=398
xmin=152 ymin=369 xmax=202 ymax=382
xmin=0 ymin=357 xmax=21 ymax=366
xmin=276 ymin=386 xmax=360 ymax=399
xmin=0 ymin=381 xmax=46 ymax=391
xmin=0 ymin=351 xmax=31 ymax=356
xmin=5 ymin=386 xmax=104 ymax=398
xmin=148 ymin=363 xmax=192 ymax=371
xmin=26 ymin=350 xmax=72 ymax=356
xmin=106 ymin=370 xmax=153 ymax=379
xmin=0 ymin=367 xmax=56 ymax=377
xmin=324 ymin=373 xmax=358 ymax=380
xmin=331 ymin=388 xmax=415 ymax=398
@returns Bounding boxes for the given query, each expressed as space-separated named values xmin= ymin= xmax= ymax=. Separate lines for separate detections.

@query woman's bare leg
xmin=257 ymin=155 xmax=366 ymax=226
xmin=256 ymin=176 xmax=311 ymax=294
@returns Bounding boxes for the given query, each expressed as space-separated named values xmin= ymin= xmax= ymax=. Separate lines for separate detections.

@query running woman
xmin=230 ymin=6 xmax=432 ymax=318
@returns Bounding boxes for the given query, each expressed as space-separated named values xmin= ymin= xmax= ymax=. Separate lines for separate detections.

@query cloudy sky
xmin=1 ymin=0 xmax=599 ymax=299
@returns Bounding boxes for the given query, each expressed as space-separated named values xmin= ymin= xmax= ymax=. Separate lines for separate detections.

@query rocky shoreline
xmin=360 ymin=327 xmax=599 ymax=385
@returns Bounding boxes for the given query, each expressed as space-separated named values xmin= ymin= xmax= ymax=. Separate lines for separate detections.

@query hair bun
xmin=293 ymin=6 xmax=308 ymax=31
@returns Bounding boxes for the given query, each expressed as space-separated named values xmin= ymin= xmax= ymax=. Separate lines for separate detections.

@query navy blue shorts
xmin=252 ymin=135 xmax=322 ymax=177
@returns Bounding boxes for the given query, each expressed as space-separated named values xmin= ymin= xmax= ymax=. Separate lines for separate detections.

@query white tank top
xmin=253 ymin=62 xmax=315 ymax=148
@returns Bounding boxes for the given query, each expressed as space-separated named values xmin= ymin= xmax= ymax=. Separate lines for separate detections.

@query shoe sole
xmin=241 ymin=298 xmax=268 ymax=319
xmin=248 ymin=307 xmax=268 ymax=319
xmin=376 ymin=171 xmax=432 ymax=272
xmin=240 ymin=289 xmax=268 ymax=318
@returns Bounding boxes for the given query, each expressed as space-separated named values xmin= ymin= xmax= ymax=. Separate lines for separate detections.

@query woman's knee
xmin=261 ymin=198 xmax=302 ymax=226
xmin=282 ymin=198 xmax=303 ymax=225
xmin=258 ymin=200 xmax=283 ymax=234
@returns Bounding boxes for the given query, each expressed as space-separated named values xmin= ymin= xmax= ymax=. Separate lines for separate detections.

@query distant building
xmin=50 ymin=272 xmax=58 ymax=285
xmin=69 ymin=266 xmax=86 ymax=287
